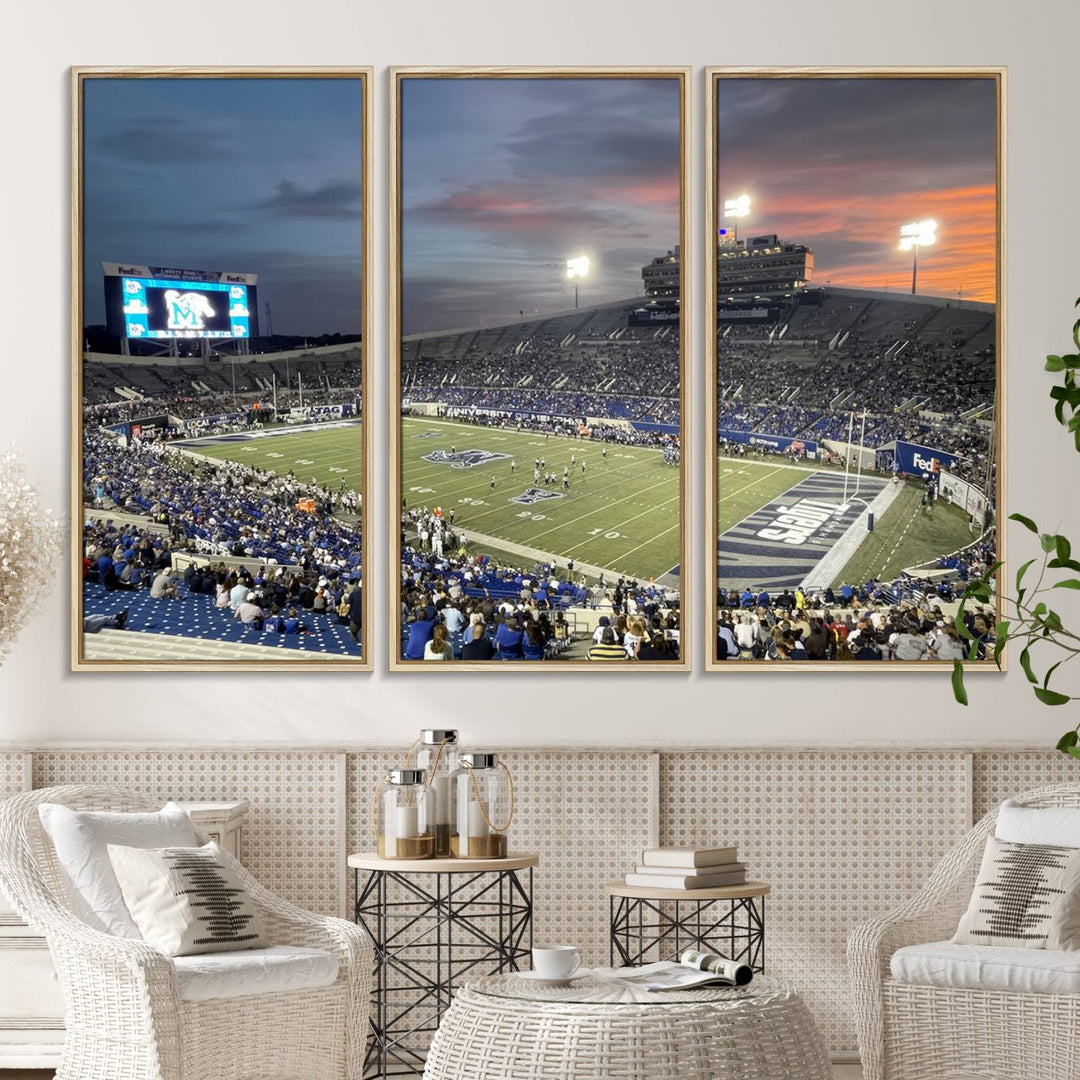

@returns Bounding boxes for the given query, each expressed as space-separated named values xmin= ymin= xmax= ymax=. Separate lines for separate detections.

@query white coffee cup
xmin=532 ymin=945 xmax=581 ymax=979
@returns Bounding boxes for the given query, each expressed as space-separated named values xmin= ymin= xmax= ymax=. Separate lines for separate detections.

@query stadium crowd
xmin=714 ymin=593 xmax=994 ymax=662
xmin=715 ymin=296 xmax=996 ymax=485
xmin=714 ymin=528 xmax=998 ymax=662
xmin=399 ymin=507 xmax=679 ymax=661
xmin=83 ymin=431 xmax=362 ymax=576
xmin=83 ymin=517 xmax=363 ymax=645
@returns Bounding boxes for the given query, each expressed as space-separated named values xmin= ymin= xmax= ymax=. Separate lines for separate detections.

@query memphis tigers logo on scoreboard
xmin=423 ymin=449 xmax=510 ymax=469
xmin=511 ymin=488 xmax=567 ymax=506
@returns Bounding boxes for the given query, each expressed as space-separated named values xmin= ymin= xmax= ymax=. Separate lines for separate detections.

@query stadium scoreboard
xmin=103 ymin=263 xmax=259 ymax=340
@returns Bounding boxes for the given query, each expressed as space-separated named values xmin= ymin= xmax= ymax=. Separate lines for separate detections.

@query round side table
xmin=349 ymin=852 xmax=539 ymax=1079
xmin=423 ymin=972 xmax=831 ymax=1079
xmin=605 ymin=880 xmax=771 ymax=971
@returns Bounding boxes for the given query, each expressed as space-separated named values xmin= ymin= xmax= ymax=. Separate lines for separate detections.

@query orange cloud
xmin=724 ymin=183 xmax=998 ymax=303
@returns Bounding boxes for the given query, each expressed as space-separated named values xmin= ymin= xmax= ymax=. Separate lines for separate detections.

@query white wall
xmin=2 ymin=0 xmax=1078 ymax=747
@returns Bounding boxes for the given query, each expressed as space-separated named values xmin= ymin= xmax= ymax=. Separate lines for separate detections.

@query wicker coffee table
xmin=423 ymin=971 xmax=831 ymax=1079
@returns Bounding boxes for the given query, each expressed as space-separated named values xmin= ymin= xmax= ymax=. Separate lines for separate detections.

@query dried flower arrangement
xmin=0 ymin=447 xmax=64 ymax=663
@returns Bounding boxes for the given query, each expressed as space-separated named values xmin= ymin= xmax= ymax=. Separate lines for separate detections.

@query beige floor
xmin=3 ymin=1071 xmax=868 ymax=1079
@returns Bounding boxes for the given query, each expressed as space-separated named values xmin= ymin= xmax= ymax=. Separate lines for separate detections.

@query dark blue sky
xmin=82 ymin=77 xmax=363 ymax=334
xmin=401 ymin=77 xmax=681 ymax=334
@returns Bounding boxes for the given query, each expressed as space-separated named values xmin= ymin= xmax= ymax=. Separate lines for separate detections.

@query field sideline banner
xmin=875 ymin=439 xmax=960 ymax=476
xmin=939 ymin=469 xmax=988 ymax=526
xmin=718 ymin=428 xmax=818 ymax=457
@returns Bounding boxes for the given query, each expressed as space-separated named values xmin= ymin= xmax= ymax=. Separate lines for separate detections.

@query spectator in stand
xmin=423 ymin=624 xmax=453 ymax=661
xmin=234 ymin=596 xmax=264 ymax=629
xmin=404 ymin=610 xmax=435 ymax=660
xmin=150 ymin=569 xmax=178 ymax=600
xmin=494 ymin=617 xmax=524 ymax=660
xmin=588 ymin=627 xmax=629 ymax=661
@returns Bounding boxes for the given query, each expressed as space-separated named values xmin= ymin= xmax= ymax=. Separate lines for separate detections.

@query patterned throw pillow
xmin=107 ymin=841 xmax=266 ymax=957
xmin=953 ymin=835 xmax=1080 ymax=949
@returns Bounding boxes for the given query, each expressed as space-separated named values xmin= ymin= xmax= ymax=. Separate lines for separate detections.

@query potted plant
xmin=952 ymin=297 xmax=1080 ymax=761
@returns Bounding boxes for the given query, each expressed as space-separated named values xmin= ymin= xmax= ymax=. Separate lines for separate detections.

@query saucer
xmin=514 ymin=970 xmax=590 ymax=986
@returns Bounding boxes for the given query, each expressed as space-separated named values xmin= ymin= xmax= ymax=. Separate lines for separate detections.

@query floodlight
xmin=898 ymin=219 xmax=938 ymax=294
xmin=566 ymin=255 xmax=590 ymax=279
xmin=898 ymin=219 xmax=937 ymax=251
xmin=724 ymin=195 xmax=751 ymax=218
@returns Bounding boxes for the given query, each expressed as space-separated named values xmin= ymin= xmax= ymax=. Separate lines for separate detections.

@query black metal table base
xmin=355 ymin=866 xmax=533 ymax=1078
xmin=609 ymin=893 xmax=765 ymax=972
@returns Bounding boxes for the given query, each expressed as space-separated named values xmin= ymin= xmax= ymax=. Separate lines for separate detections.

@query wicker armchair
xmin=0 ymin=786 xmax=373 ymax=1080
xmin=849 ymin=783 xmax=1080 ymax=1080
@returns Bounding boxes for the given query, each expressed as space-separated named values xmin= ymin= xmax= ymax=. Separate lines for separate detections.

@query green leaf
xmin=1057 ymin=731 xmax=1079 ymax=752
xmin=992 ymin=620 xmax=1010 ymax=668
xmin=951 ymin=660 xmax=968 ymax=706
xmin=1066 ymin=746 xmax=1080 ymax=763
xmin=1010 ymin=513 xmax=1039 ymax=534
xmin=1041 ymin=533 xmax=1058 ymax=553
xmin=1016 ymin=559 xmax=1036 ymax=591
xmin=1057 ymin=536 xmax=1073 ymax=563
xmin=1020 ymin=646 xmax=1037 ymax=684
xmin=1053 ymin=579 xmax=1080 ymax=590
xmin=1047 ymin=354 xmax=1066 ymax=372
xmin=1044 ymin=660 xmax=1064 ymax=689
xmin=1034 ymin=687 xmax=1072 ymax=706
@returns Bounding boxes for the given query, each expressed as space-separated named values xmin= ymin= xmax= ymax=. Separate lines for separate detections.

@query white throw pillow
xmin=38 ymin=801 xmax=197 ymax=937
xmin=953 ymin=834 xmax=1080 ymax=950
xmin=108 ymin=841 xmax=266 ymax=957
xmin=996 ymin=798 xmax=1080 ymax=847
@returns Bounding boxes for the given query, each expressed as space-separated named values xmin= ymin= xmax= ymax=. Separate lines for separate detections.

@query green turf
xmin=401 ymin=417 xmax=681 ymax=582
xmin=190 ymin=423 xmax=364 ymax=494
xmin=830 ymin=482 xmax=977 ymax=585
xmin=714 ymin=455 xmax=982 ymax=584
xmin=716 ymin=457 xmax=817 ymax=532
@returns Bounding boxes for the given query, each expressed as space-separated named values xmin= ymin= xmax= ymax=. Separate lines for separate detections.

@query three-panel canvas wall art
xmin=70 ymin=66 xmax=1004 ymax=672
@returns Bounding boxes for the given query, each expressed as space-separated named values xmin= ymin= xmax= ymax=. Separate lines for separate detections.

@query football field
xmin=716 ymin=455 xmax=976 ymax=590
xmin=181 ymin=421 xmax=364 ymax=493
xmin=402 ymin=418 xmax=681 ymax=583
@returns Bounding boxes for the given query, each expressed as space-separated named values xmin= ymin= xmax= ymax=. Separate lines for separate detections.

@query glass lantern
xmin=376 ymin=769 xmax=436 ymax=859
xmin=452 ymin=753 xmax=513 ymax=859
xmin=415 ymin=729 xmax=461 ymax=857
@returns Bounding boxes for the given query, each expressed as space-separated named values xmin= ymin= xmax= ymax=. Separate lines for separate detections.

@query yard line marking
xmin=518 ymin=476 xmax=681 ymax=544
xmin=599 ymin=520 xmax=681 ymax=563
xmin=718 ymin=465 xmax=790 ymax=504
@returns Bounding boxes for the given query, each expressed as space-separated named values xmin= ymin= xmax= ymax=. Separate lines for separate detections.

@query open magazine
xmin=595 ymin=949 xmax=753 ymax=992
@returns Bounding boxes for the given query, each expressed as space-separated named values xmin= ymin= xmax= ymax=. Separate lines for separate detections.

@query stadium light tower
xmin=723 ymin=194 xmax=751 ymax=243
xmin=566 ymin=255 xmax=589 ymax=309
xmin=898 ymin=219 xmax=937 ymax=295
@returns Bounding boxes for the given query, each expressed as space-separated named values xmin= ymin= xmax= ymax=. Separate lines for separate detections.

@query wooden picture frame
xmin=704 ymin=67 xmax=1006 ymax=671
xmin=71 ymin=67 xmax=373 ymax=671
xmin=389 ymin=67 xmax=691 ymax=671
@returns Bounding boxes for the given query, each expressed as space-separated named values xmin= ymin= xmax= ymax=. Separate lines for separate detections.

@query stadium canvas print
xmin=706 ymin=69 xmax=1004 ymax=669
xmin=72 ymin=69 xmax=372 ymax=670
xmin=391 ymin=68 xmax=690 ymax=668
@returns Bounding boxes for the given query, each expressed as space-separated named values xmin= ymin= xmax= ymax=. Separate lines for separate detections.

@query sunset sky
xmin=716 ymin=77 xmax=998 ymax=303
xmin=401 ymin=77 xmax=681 ymax=334
xmin=83 ymin=78 xmax=363 ymax=334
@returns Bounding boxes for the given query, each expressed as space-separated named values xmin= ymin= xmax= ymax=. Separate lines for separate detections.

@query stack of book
xmin=624 ymin=845 xmax=747 ymax=890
